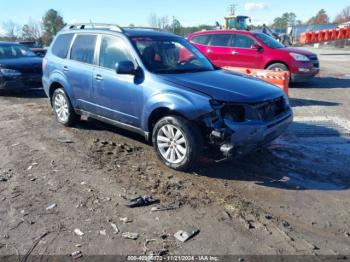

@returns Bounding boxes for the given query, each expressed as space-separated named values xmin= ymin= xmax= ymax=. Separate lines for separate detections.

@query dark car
xmin=0 ymin=42 xmax=43 ymax=91
xmin=43 ymin=24 xmax=293 ymax=171
xmin=18 ymin=41 xmax=47 ymax=57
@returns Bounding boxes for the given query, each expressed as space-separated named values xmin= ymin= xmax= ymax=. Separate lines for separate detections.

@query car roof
xmin=0 ymin=41 xmax=21 ymax=46
xmin=60 ymin=27 xmax=178 ymax=38
xmin=189 ymin=29 xmax=256 ymax=37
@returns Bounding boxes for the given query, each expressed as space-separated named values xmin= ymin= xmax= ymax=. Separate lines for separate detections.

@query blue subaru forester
xmin=43 ymin=24 xmax=293 ymax=171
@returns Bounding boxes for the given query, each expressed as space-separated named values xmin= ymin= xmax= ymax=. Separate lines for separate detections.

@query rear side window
xmin=209 ymin=34 xmax=232 ymax=47
xmin=232 ymin=34 xmax=256 ymax=48
xmin=70 ymin=34 xmax=97 ymax=64
xmin=99 ymin=36 xmax=134 ymax=70
xmin=190 ymin=35 xmax=211 ymax=45
xmin=51 ymin=33 xmax=74 ymax=59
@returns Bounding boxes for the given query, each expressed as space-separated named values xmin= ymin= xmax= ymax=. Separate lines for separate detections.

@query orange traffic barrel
xmin=306 ymin=32 xmax=312 ymax=43
xmin=339 ymin=28 xmax=347 ymax=39
xmin=314 ymin=31 xmax=320 ymax=43
xmin=309 ymin=31 xmax=316 ymax=43
xmin=330 ymin=29 xmax=338 ymax=41
xmin=319 ymin=30 xmax=326 ymax=42
xmin=325 ymin=30 xmax=333 ymax=41
xmin=223 ymin=67 xmax=290 ymax=96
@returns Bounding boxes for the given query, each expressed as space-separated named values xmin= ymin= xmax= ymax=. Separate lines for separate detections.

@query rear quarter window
xmin=51 ymin=33 xmax=74 ymax=59
xmin=190 ymin=35 xmax=212 ymax=45
xmin=70 ymin=34 xmax=97 ymax=64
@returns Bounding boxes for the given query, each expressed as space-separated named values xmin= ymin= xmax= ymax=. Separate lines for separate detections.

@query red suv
xmin=188 ymin=30 xmax=320 ymax=82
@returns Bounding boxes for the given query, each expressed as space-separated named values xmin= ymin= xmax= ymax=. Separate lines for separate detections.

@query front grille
xmin=254 ymin=96 xmax=286 ymax=121
xmin=306 ymin=54 xmax=319 ymax=68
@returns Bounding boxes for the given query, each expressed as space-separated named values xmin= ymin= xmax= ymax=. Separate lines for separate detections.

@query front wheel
xmin=266 ymin=63 xmax=289 ymax=72
xmin=52 ymin=88 xmax=77 ymax=126
xmin=152 ymin=116 xmax=202 ymax=171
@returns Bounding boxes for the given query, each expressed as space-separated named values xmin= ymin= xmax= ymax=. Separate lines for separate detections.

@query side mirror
xmin=116 ymin=60 xmax=136 ymax=75
xmin=251 ymin=44 xmax=263 ymax=52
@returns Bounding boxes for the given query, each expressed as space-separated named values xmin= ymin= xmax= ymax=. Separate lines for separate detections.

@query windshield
xmin=0 ymin=44 xmax=37 ymax=59
xmin=254 ymin=33 xmax=285 ymax=49
xmin=130 ymin=36 xmax=215 ymax=74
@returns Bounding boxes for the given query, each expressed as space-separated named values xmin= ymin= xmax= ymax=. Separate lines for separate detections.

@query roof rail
xmin=123 ymin=26 xmax=163 ymax=32
xmin=63 ymin=23 xmax=125 ymax=33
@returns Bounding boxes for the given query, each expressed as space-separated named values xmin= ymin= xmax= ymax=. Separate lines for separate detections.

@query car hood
xmin=0 ymin=56 xmax=42 ymax=74
xmin=158 ymin=69 xmax=283 ymax=103
xmin=281 ymin=47 xmax=316 ymax=56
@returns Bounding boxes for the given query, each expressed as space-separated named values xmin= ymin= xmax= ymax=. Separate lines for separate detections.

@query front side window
xmin=99 ymin=36 xmax=134 ymax=70
xmin=130 ymin=36 xmax=215 ymax=74
xmin=52 ymin=33 xmax=74 ymax=59
xmin=254 ymin=33 xmax=285 ymax=48
xmin=209 ymin=34 xmax=232 ymax=47
xmin=0 ymin=44 xmax=36 ymax=59
xmin=232 ymin=34 xmax=257 ymax=48
xmin=70 ymin=34 xmax=97 ymax=64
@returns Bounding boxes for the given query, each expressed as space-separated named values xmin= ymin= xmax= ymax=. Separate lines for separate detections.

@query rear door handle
xmin=95 ymin=74 xmax=103 ymax=81
xmin=63 ymin=66 xmax=69 ymax=72
xmin=231 ymin=51 xmax=239 ymax=55
xmin=207 ymin=49 xmax=212 ymax=53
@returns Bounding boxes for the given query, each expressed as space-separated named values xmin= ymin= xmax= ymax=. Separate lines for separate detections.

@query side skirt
xmin=75 ymin=109 xmax=149 ymax=141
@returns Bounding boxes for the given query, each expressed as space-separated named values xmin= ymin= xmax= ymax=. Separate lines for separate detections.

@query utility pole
xmin=229 ymin=4 xmax=237 ymax=16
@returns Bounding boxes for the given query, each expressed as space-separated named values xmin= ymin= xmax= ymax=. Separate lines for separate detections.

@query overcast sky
xmin=0 ymin=0 xmax=349 ymax=34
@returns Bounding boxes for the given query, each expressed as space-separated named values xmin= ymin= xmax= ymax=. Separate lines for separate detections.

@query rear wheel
xmin=52 ymin=88 xmax=77 ymax=126
xmin=152 ymin=116 xmax=202 ymax=171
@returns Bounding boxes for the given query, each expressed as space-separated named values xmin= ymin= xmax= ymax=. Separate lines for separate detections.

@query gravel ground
xmin=0 ymin=47 xmax=350 ymax=258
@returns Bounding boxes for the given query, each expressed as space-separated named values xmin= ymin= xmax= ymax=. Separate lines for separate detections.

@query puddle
xmin=271 ymin=172 xmax=346 ymax=190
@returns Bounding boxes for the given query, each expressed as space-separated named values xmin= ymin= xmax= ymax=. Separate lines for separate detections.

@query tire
xmin=52 ymin=88 xmax=77 ymax=126
xmin=152 ymin=116 xmax=202 ymax=171
xmin=266 ymin=63 xmax=289 ymax=72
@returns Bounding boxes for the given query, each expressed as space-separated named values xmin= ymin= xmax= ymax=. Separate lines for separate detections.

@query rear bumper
xmin=0 ymin=74 xmax=42 ymax=90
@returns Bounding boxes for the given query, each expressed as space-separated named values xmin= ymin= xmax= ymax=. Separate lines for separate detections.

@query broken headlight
xmin=221 ymin=104 xmax=261 ymax=122
xmin=221 ymin=105 xmax=246 ymax=122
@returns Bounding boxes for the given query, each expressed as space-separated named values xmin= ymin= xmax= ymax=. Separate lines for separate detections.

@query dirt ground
xmin=0 ymin=46 xmax=350 ymax=258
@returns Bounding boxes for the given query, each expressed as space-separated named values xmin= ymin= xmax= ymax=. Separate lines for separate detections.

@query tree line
xmin=1 ymin=5 xmax=349 ymax=46
xmin=272 ymin=6 xmax=350 ymax=29
xmin=1 ymin=9 xmax=64 ymax=46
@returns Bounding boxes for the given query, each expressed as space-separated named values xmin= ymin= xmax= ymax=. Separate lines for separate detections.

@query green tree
xmin=42 ymin=9 xmax=65 ymax=46
xmin=272 ymin=13 xmax=297 ymax=28
xmin=172 ymin=17 xmax=181 ymax=34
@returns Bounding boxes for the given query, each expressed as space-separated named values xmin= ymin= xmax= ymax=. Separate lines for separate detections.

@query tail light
xmin=42 ymin=57 xmax=48 ymax=72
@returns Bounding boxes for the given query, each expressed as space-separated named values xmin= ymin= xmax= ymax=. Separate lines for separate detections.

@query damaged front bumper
xmin=220 ymin=110 xmax=293 ymax=157
xmin=202 ymin=96 xmax=293 ymax=158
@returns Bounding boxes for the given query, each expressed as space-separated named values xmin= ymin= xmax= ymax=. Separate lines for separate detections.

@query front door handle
xmin=95 ymin=74 xmax=103 ymax=81
xmin=207 ymin=49 xmax=212 ymax=53
xmin=63 ymin=66 xmax=69 ymax=72
xmin=231 ymin=51 xmax=239 ymax=55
